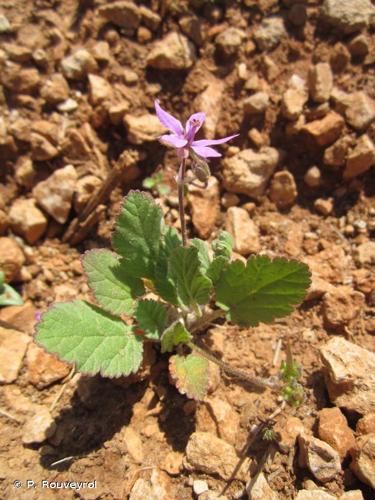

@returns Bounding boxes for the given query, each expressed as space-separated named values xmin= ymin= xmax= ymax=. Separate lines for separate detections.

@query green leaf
xmin=153 ymin=226 xmax=181 ymax=305
xmin=36 ymin=300 xmax=143 ymax=377
xmin=207 ymin=255 xmax=228 ymax=284
xmin=142 ymin=177 xmax=156 ymax=189
xmin=112 ymin=191 xmax=163 ymax=279
xmin=83 ymin=250 xmax=144 ymax=316
xmin=190 ymin=238 xmax=211 ymax=272
xmin=215 ymin=256 xmax=311 ymax=327
xmin=212 ymin=231 xmax=233 ymax=260
xmin=0 ymin=283 xmax=24 ymax=306
xmin=169 ymin=353 xmax=210 ymax=400
xmin=161 ymin=320 xmax=192 ymax=353
xmin=169 ymin=246 xmax=213 ymax=309
xmin=136 ymin=299 xmax=167 ymax=340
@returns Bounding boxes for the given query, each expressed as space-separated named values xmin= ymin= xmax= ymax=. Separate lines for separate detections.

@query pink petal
xmin=192 ymin=133 xmax=239 ymax=147
xmin=191 ymin=145 xmax=222 ymax=158
xmin=159 ymin=134 xmax=188 ymax=148
xmin=185 ymin=112 xmax=206 ymax=139
xmin=154 ymin=100 xmax=184 ymax=136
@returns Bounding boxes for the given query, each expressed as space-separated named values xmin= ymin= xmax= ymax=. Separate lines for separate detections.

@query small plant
xmin=142 ymin=171 xmax=170 ymax=197
xmin=36 ymin=102 xmax=311 ymax=401
xmin=280 ymin=342 xmax=304 ymax=406
xmin=0 ymin=271 xmax=23 ymax=306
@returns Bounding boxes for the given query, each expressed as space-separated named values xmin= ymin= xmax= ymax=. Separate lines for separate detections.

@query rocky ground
xmin=0 ymin=0 xmax=374 ymax=499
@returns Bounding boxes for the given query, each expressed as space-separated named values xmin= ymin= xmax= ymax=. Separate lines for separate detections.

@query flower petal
xmin=191 ymin=134 xmax=239 ymax=147
xmin=185 ymin=112 xmax=206 ymax=140
xmin=159 ymin=134 xmax=188 ymax=148
xmin=154 ymin=100 xmax=184 ymax=136
xmin=191 ymin=145 xmax=221 ymax=158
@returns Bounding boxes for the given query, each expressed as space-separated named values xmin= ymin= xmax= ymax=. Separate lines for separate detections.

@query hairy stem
xmin=177 ymin=158 xmax=187 ymax=246
xmin=188 ymin=341 xmax=282 ymax=391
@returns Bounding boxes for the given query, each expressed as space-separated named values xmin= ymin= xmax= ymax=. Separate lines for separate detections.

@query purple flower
xmin=154 ymin=100 xmax=238 ymax=160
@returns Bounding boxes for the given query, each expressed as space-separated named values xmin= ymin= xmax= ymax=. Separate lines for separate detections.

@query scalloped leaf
xmin=36 ymin=300 xmax=143 ymax=377
xmin=83 ymin=250 xmax=144 ymax=316
xmin=153 ymin=226 xmax=181 ymax=305
xmin=190 ymin=238 xmax=210 ymax=272
xmin=212 ymin=231 xmax=233 ymax=260
xmin=215 ymin=256 xmax=311 ymax=327
xmin=169 ymin=353 xmax=209 ymax=400
xmin=135 ymin=299 xmax=167 ymax=340
xmin=169 ymin=246 xmax=213 ymax=309
xmin=161 ymin=320 xmax=192 ymax=353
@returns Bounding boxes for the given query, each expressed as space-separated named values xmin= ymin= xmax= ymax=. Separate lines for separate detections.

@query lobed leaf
xmin=215 ymin=256 xmax=311 ymax=327
xmin=135 ymin=299 xmax=167 ymax=340
xmin=36 ymin=300 xmax=143 ymax=377
xmin=190 ymin=238 xmax=210 ymax=272
xmin=153 ymin=226 xmax=181 ymax=305
xmin=169 ymin=353 xmax=210 ymax=400
xmin=161 ymin=320 xmax=192 ymax=353
xmin=169 ymin=246 xmax=213 ymax=309
xmin=211 ymin=231 xmax=233 ymax=260
xmin=83 ymin=250 xmax=144 ymax=316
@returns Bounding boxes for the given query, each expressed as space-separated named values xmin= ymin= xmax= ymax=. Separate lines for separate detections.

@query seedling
xmin=36 ymin=102 xmax=311 ymax=401
xmin=142 ymin=171 xmax=170 ymax=197
xmin=280 ymin=341 xmax=304 ymax=406
xmin=0 ymin=271 xmax=23 ymax=306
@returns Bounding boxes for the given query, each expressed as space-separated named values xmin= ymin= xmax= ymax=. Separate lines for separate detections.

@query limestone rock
xmin=254 ymin=16 xmax=287 ymax=51
xmin=223 ymin=147 xmax=280 ymax=198
xmin=301 ymin=112 xmax=344 ymax=147
xmin=33 ymin=165 xmax=78 ymax=224
xmin=216 ymin=27 xmax=246 ymax=57
xmin=247 ymin=472 xmax=280 ymax=500
xmin=124 ymin=114 xmax=165 ymax=145
xmin=0 ymin=326 xmax=30 ymax=383
xmin=269 ymin=171 xmax=297 ymax=208
xmin=188 ymin=176 xmax=220 ymax=239
xmin=298 ymin=434 xmax=342 ymax=482
xmin=194 ymin=77 xmax=225 ymax=138
xmin=320 ymin=337 xmax=375 ymax=414
xmin=88 ymin=74 xmax=112 ymax=105
xmin=322 ymin=286 xmax=365 ymax=329
xmin=0 ymin=237 xmax=25 ymax=282
xmin=193 ymin=479 xmax=208 ymax=496
xmin=196 ymin=396 xmax=240 ymax=446
xmin=295 ymin=491 xmax=336 ymax=500
xmin=98 ymin=1 xmax=140 ymax=31
xmin=350 ymin=433 xmax=375 ymax=489
xmin=61 ymin=49 xmax=97 ymax=80
xmin=146 ymin=32 xmax=195 ymax=70
xmin=8 ymin=198 xmax=47 ymax=244
xmin=308 ymin=63 xmax=333 ymax=103
xmin=40 ymin=74 xmax=69 ymax=104
xmin=26 ymin=342 xmax=71 ymax=389
xmin=226 ymin=206 xmax=260 ymax=255
xmin=344 ymin=134 xmax=375 ymax=179
xmin=244 ymin=92 xmax=270 ymax=115
xmin=345 ymin=92 xmax=375 ymax=131
xmin=355 ymin=241 xmax=375 ymax=266
xmin=22 ymin=406 xmax=56 ymax=444
xmin=321 ymin=0 xmax=375 ymax=34
xmin=281 ymin=88 xmax=308 ymax=120
xmin=318 ymin=407 xmax=356 ymax=459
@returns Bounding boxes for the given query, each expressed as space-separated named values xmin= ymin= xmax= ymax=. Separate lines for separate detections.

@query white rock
xmin=254 ymin=16 xmax=287 ymax=51
xmin=61 ymin=49 xmax=97 ymax=80
xmin=88 ymin=74 xmax=112 ymax=105
xmin=216 ymin=27 xmax=246 ymax=57
xmin=193 ymin=479 xmax=209 ymax=495
xmin=281 ymin=88 xmax=308 ymax=120
xmin=344 ymin=134 xmax=375 ymax=179
xmin=57 ymin=98 xmax=78 ymax=113
xmin=355 ymin=241 xmax=375 ymax=266
xmin=321 ymin=0 xmax=375 ymax=34
xmin=226 ymin=207 xmax=260 ymax=255
xmin=22 ymin=406 xmax=56 ymax=444
xmin=146 ymin=32 xmax=195 ymax=70
xmin=308 ymin=63 xmax=333 ymax=103
xmin=295 ymin=490 xmax=336 ymax=500
xmin=0 ymin=327 xmax=30 ymax=383
xmin=244 ymin=92 xmax=270 ymax=115
xmin=0 ymin=14 xmax=11 ymax=33
xmin=345 ymin=91 xmax=375 ymax=131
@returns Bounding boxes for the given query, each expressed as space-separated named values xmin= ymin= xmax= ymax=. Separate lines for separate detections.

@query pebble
xmin=57 ymin=98 xmax=78 ymax=113
xmin=340 ymin=492 xmax=364 ymax=500
xmin=221 ymin=192 xmax=240 ymax=208
xmin=185 ymin=432 xmax=248 ymax=480
xmin=2 ymin=65 xmax=40 ymax=94
xmin=322 ymin=286 xmax=365 ymax=329
xmin=318 ymin=407 xmax=356 ymax=459
xmin=348 ymin=35 xmax=369 ymax=58
xmin=223 ymin=147 xmax=280 ymax=198
xmin=139 ymin=5 xmax=161 ymax=31
xmin=179 ymin=16 xmax=204 ymax=46
xmin=269 ymin=171 xmax=298 ymax=209
xmin=243 ymin=91 xmax=269 ymax=115
xmin=215 ymin=27 xmax=246 ymax=57
xmin=30 ymin=131 xmax=59 ymax=161
xmin=298 ymin=433 xmax=342 ymax=482
xmin=26 ymin=342 xmax=71 ymax=389
xmin=124 ymin=113 xmax=166 ymax=145
xmin=88 ymin=74 xmax=112 ymax=105
xmin=281 ymin=88 xmax=308 ymax=120
xmin=0 ymin=326 xmax=30 ymax=383
xmin=40 ymin=73 xmax=70 ymax=105
xmin=130 ymin=469 xmax=173 ymax=500
xmin=193 ymin=479 xmax=209 ymax=495
xmin=247 ymin=472 xmax=280 ymax=500
xmin=295 ymin=491 xmax=336 ymax=500
xmin=91 ymin=41 xmax=111 ymax=63
xmin=122 ymin=426 xmax=144 ymax=464
xmin=146 ymin=32 xmax=195 ymax=70
xmin=161 ymin=451 xmax=183 ymax=475
xmin=357 ymin=413 xmax=375 ymax=435
xmin=0 ymin=14 xmax=11 ymax=33
xmin=308 ymin=63 xmax=333 ymax=103
xmin=196 ymin=395 xmax=240 ymax=446
xmin=344 ymin=134 xmax=375 ymax=179
xmin=98 ymin=1 xmax=140 ymax=31
xmin=0 ymin=237 xmax=25 ymax=282
xmin=253 ymin=16 xmax=287 ymax=51
xmin=321 ymin=0 xmax=375 ymax=34
xmin=355 ymin=241 xmax=375 ymax=266
xmin=188 ymin=176 xmax=220 ymax=239
xmin=320 ymin=337 xmax=375 ymax=414
xmin=301 ymin=111 xmax=344 ymax=147
xmin=274 ymin=416 xmax=304 ymax=453
xmin=226 ymin=206 xmax=260 ymax=255
xmin=323 ymin=136 xmax=352 ymax=168
xmin=33 ymin=165 xmax=78 ymax=224
xmin=350 ymin=433 xmax=375 ymax=489
xmin=345 ymin=91 xmax=375 ymax=131
xmin=61 ymin=49 xmax=97 ymax=80
xmin=304 ymin=166 xmax=321 ymax=187
xmin=22 ymin=406 xmax=56 ymax=444
xmin=194 ymin=76 xmax=225 ymax=138
xmin=314 ymin=198 xmax=333 ymax=216
xmin=8 ymin=198 xmax=47 ymax=244
xmin=0 ymin=301 xmax=37 ymax=335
